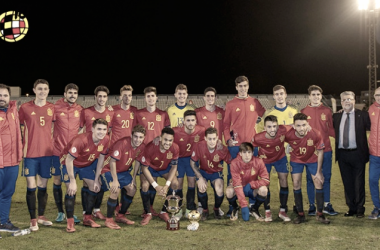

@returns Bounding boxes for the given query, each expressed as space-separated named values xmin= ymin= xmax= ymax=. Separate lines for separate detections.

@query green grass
xmin=2 ymin=138 xmax=380 ymax=250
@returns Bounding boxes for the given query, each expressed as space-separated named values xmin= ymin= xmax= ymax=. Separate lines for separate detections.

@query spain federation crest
xmin=194 ymin=135 xmax=200 ymax=142
xmin=251 ymin=168 xmax=256 ymax=176
xmin=106 ymin=114 xmax=111 ymax=122
xmin=98 ymin=144 xmax=104 ymax=152
xmin=213 ymin=154 xmax=220 ymax=162
xmin=217 ymin=112 xmax=222 ymax=120
xmin=156 ymin=115 xmax=162 ymax=121
xmin=47 ymin=108 xmax=53 ymax=116
xmin=167 ymin=151 xmax=173 ymax=159
xmin=307 ymin=139 xmax=313 ymax=146
xmin=250 ymin=104 xmax=255 ymax=112
xmin=130 ymin=112 xmax=134 ymax=119
xmin=74 ymin=110 xmax=80 ymax=117
xmin=321 ymin=113 xmax=326 ymax=121
xmin=0 ymin=11 xmax=29 ymax=42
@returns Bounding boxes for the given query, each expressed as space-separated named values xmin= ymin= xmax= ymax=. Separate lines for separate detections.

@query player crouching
xmin=190 ymin=127 xmax=232 ymax=220
xmin=226 ymin=142 xmax=270 ymax=222
xmin=99 ymin=125 xmax=146 ymax=229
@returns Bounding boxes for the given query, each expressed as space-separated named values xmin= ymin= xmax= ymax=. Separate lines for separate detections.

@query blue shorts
xmin=23 ymin=156 xmax=53 ymax=179
xmin=51 ymin=155 xmax=61 ymax=176
xmin=148 ymin=165 xmax=172 ymax=178
xmin=200 ymin=169 xmax=223 ymax=183
xmin=177 ymin=156 xmax=195 ymax=178
xmin=290 ymin=161 xmax=318 ymax=175
xmin=265 ymin=156 xmax=288 ymax=174
xmin=61 ymin=161 xmax=97 ymax=183
xmin=100 ymin=170 xmax=133 ymax=191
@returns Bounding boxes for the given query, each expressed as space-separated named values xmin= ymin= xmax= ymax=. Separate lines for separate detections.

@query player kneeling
xmin=190 ymin=127 xmax=231 ymax=220
xmin=99 ymin=125 xmax=146 ymax=229
xmin=61 ymin=119 xmax=110 ymax=232
xmin=140 ymin=128 xmax=180 ymax=225
xmin=226 ymin=142 xmax=270 ymax=222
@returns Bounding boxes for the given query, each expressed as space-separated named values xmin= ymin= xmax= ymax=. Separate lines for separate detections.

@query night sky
xmin=0 ymin=1 xmax=373 ymax=97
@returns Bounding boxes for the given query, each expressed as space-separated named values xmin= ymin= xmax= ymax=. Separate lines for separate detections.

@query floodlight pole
xmin=365 ymin=6 xmax=379 ymax=104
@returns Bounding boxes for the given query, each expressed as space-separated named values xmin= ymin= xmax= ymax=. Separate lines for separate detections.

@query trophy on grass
xmin=187 ymin=210 xmax=201 ymax=231
xmin=164 ymin=191 xmax=183 ymax=231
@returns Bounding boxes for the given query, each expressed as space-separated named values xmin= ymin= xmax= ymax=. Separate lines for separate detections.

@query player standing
xmin=190 ymin=127 xmax=231 ymax=220
xmin=285 ymin=113 xmax=330 ymax=224
xmin=166 ymin=84 xmax=196 ymax=128
xmin=252 ymin=115 xmax=292 ymax=222
xmin=19 ymin=79 xmax=55 ymax=231
xmin=136 ymin=86 xmax=170 ymax=217
xmin=52 ymin=84 xmax=82 ymax=224
xmin=301 ymin=85 xmax=337 ymax=216
xmin=61 ymin=119 xmax=110 ymax=232
xmin=223 ymin=76 xmax=265 ymax=216
xmin=226 ymin=142 xmax=270 ymax=222
xmin=80 ymin=85 xmax=114 ymax=220
xmin=172 ymin=110 xmax=205 ymax=219
xmin=0 ymin=84 xmax=23 ymax=235
xmin=99 ymin=125 xmax=146 ymax=229
xmin=139 ymin=128 xmax=180 ymax=225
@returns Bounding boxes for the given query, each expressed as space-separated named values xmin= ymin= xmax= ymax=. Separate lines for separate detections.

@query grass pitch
xmin=2 ymin=138 xmax=380 ymax=250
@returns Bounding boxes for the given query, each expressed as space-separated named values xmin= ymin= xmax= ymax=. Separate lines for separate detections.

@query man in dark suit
xmin=333 ymin=91 xmax=371 ymax=218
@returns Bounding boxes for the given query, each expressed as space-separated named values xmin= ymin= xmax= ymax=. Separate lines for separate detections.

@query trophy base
xmin=166 ymin=220 xmax=180 ymax=231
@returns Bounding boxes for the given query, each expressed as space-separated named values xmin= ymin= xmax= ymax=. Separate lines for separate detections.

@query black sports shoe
xmin=316 ymin=214 xmax=330 ymax=224
xmin=0 ymin=221 xmax=20 ymax=233
xmin=201 ymin=210 xmax=209 ymax=221
xmin=214 ymin=209 xmax=222 ymax=220
xmin=250 ymin=208 xmax=265 ymax=222
xmin=293 ymin=214 xmax=306 ymax=224
xmin=293 ymin=205 xmax=298 ymax=214
xmin=226 ymin=205 xmax=234 ymax=218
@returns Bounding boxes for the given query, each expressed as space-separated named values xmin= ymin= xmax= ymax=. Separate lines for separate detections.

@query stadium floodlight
xmin=358 ymin=0 xmax=369 ymax=10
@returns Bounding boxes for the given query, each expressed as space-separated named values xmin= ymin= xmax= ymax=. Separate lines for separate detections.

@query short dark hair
xmin=308 ymin=85 xmax=323 ymax=95
xmin=33 ymin=79 xmax=49 ymax=88
xmin=94 ymin=85 xmax=109 ymax=96
xmin=161 ymin=127 xmax=174 ymax=137
xmin=184 ymin=110 xmax=196 ymax=118
xmin=293 ymin=113 xmax=308 ymax=123
xmin=239 ymin=142 xmax=254 ymax=152
xmin=144 ymin=86 xmax=157 ymax=96
xmin=264 ymin=115 xmax=278 ymax=125
xmin=235 ymin=76 xmax=249 ymax=86
xmin=132 ymin=124 xmax=146 ymax=136
xmin=65 ymin=83 xmax=79 ymax=93
xmin=0 ymin=83 xmax=11 ymax=95
xmin=273 ymin=85 xmax=286 ymax=94
xmin=205 ymin=127 xmax=218 ymax=137
xmin=204 ymin=87 xmax=217 ymax=96
xmin=92 ymin=118 xmax=108 ymax=128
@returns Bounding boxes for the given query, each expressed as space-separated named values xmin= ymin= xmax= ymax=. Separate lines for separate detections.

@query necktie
xmin=343 ymin=113 xmax=350 ymax=149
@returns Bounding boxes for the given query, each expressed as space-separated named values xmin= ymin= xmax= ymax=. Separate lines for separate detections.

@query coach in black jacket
xmin=333 ymin=91 xmax=371 ymax=218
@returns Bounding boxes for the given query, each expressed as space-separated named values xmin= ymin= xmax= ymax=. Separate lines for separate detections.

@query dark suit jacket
xmin=332 ymin=109 xmax=371 ymax=163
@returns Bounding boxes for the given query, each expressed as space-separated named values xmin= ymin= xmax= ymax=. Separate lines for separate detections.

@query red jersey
xmin=135 ymin=108 xmax=170 ymax=143
xmin=223 ymin=96 xmax=265 ymax=145
xmin=61 ymin=132 xmax=110 ymax=168
xmin=301 ymin=104 xmax=335 ymax=152
xmin=195 ymin=106 xmax=224 ymax=140
xmin=252 ymin=125 xmax=291 ymax=164
xmin=173 ymin=125 xmax=205 ymax=158
xmin=140 ymin=141 xmax=179 ymax=171
xmin=230 ymin=155 xmax=270 ymax=208
xmin=19 ymin=100 xmax=54 ymax=158
xmin=109 ymin=105 xmax=138 ymax=145
xmin=191 ymin=140 xmax=231 ymax=174
xmin=285 ymin=128 xmax=325 ymax=164
xmin=80 ymin=106 xmax=114 ymax=133
xmin=53 ymin=98 xmax=83 ymax=156
xmin=369 ymin=102 xmax=380 ymax=156
xmin=102 ymin=137 xmax=145 ymax=174
xmin=0 ymin=101 xmax=22 ymax=168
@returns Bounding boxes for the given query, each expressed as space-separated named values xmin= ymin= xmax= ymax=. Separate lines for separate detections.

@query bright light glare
xmin=358 ymin=0 xmax=369 ymax=10
xmin=376 ymin=0 xmax=380 ymax=9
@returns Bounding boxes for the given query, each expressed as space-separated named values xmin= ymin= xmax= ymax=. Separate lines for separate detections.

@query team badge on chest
xmin=217 ymin=112 xmax=222 ymax=120
xmin=250 ymin=104 xmax=255 ymax=112
xmin=74 ymin=110 xmax=79 ymax=117
xmin=307 ymin=139 xmax=313 ymax=146
xmin=194 ymin=135 xmax=200 ymax=142
xmin=251 ymin=168 xmax=256 ymax=176
xmin=98 ymin=144 xmax=104 ymax=152
xmin=321 ymin=113 xmax=326 ymax=121
xmin=47 ymin=108 xmax=53 ymax=116
xmin=213 ymin=154 xmax=220 ymax=162
xmin=130 ymin=112 xmax=134 ymax=119
xmin=167 ymin=151 xmax=173 ymax=159
xmin=106 ymin=114 xmax=111 ymax=122
xmin=280 ymin=135 xmax=285 ymax=142
xmin=156 ymin=115 xmax=161 ymax=121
